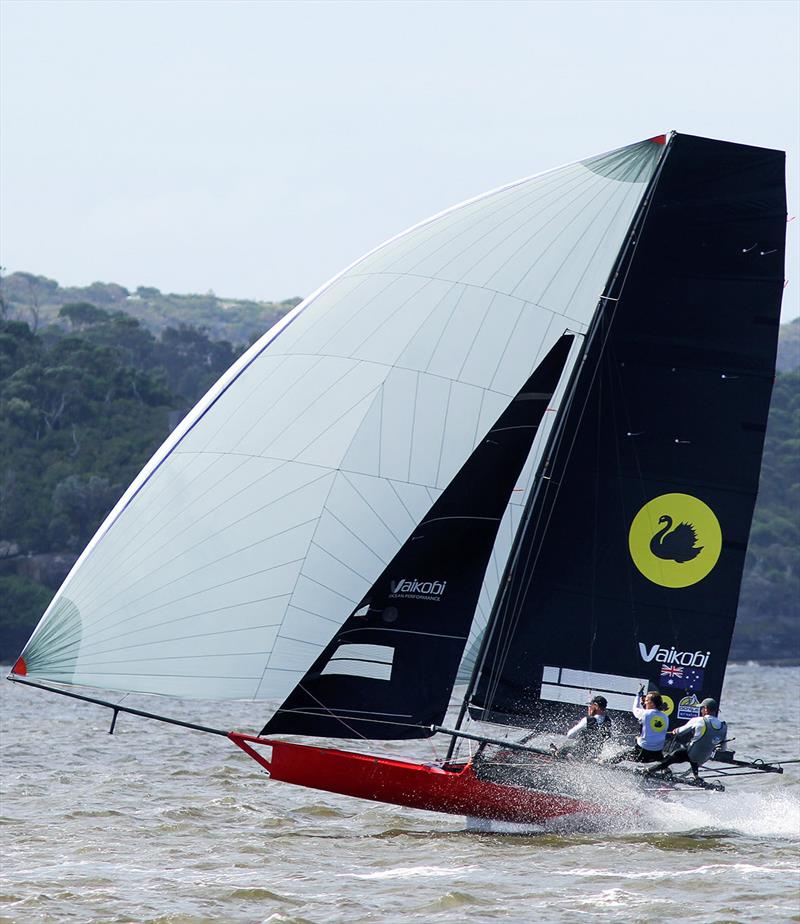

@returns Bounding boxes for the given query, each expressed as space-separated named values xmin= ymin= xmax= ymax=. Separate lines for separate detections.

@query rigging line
xmin=7 ymin=676 xmax=231 ymax=737
xmin=474 ymin=137 xmax=674 ymax=720
xmin=444 ymin=340 xmax=578 ymax=748
xmin=487 ymin=142 xmax=672 ymax=694
xmin=589 ymin=355 xmax=603 ymax=674
xmin=481 ymin=348 xmax=586 ymax=711
xmin=268 ymin=704 xmax=428 ymax=731
xmin=480 ymin=336 xmax=589 ymax=701
xmin=284 ymin=684 xmax=370 ymax=740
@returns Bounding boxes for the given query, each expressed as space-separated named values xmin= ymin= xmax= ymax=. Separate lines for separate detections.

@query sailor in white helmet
xmin=646 ymin=698 xmax=727 ymax=779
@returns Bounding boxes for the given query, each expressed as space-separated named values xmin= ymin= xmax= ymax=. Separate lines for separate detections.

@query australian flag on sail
xmin=660 ymin=665 xmax=705 ymax=691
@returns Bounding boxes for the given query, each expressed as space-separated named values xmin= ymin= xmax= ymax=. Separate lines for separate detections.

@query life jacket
xmin=585 ymin=715 xmax=613 ymax=739
xmin=636 ymin=708 xmax=669 ymax=751
xmin=687 ymin=716 xmax=727 ymax=766
xmin=573 ymin=714 xmax=612 ymax=757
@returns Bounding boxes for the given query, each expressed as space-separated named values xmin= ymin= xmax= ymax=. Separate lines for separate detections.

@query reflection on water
xmin=1 ymin=664 xmax=798 ymax=923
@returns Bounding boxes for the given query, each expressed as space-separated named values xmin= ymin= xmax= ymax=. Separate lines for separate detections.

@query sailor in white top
xmin=629 ymin=690 xmax=670 ymax=762
xmin=647 ymin=698 xmax=727 ymax=778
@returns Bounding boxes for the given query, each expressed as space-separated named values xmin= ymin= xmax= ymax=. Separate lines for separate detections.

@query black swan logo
xmin=650 ymin=515 xmax=703 ymax=563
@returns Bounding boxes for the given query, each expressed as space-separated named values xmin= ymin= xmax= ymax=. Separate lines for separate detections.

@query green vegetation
xmin=0 ymin=286 xmax=797 ymax=662
xmin=0 ymin=271 xmax=300 ymax=345
xmin=731 ymin=372 xmax=800 ymax=660
xmin=0 ymin=306 xmax=247 ymax=659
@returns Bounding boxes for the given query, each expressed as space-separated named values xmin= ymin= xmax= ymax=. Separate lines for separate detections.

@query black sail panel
xmin=471 ymin=134 xmax=786 ymax=732
xmin=261 ymin=335 xmax=574 ymax=739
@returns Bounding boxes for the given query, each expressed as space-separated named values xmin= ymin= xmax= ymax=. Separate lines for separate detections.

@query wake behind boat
xmin=7 ymin=132 xmax=792 ymax=830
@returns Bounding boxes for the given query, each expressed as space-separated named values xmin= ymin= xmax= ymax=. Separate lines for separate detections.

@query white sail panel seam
xmin=256 ymin=466 xmax=345 ymax=697
xmin=82 ymin=556 xmax=308 ymax=645
xmin=537 ymin=180 xmax=631 ymax=306
xmin=413 ymin=170 xmax=604 ymax=283
xmin=308 ymin=539 xmax=373 ymax=584
xmin=76 ymin=620 xmax=288 ymax=659
xmin=75 ymin=456 xmax=301 ymax=615
xmin=76 ymin=475 xmax=328 ymax=628
xmin=379 ymin=164 xmax=590 ymax=276
xmin=506 ymin=172 xmax=630 ymax=299
xmin=561 ymin=183 xmax=644 ymax=315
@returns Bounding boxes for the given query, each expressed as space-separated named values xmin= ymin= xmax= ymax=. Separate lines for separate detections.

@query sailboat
xmin=8 ymin=132 xmax=789 ymax=828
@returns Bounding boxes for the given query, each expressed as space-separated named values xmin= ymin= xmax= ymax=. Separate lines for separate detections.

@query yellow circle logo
xmin=629 ymin=493 xmax=722 ymax=588
xmin=660 ymin=694 xmax=674 ymax=717
xmin=649 ymin=714 xmax=667 ymax=733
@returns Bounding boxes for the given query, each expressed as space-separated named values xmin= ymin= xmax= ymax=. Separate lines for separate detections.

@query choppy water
xmin=2 ymin=664 xmax=799 ymax=923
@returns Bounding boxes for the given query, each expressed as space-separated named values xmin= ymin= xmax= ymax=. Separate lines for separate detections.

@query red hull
xmin=229 ymin=733 xmax=600 ymax=825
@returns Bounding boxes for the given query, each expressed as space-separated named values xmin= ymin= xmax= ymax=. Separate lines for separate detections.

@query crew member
xmin=560 ymin=695 xmax=613 ymax=759
xmin=627 ymin=689 xmax=669 ymax=762
xmin=646 ymin=698 xmax=727 ymax=779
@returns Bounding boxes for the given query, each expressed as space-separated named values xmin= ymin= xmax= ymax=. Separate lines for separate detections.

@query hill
xmin=0 ymin=299 xmax=797 ymax=663
xmin=0 ymin=271 xmax=300 ymax=345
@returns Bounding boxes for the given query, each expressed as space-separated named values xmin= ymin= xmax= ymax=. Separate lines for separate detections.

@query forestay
xmin=16 ymin=140 xmax=664 ymax=703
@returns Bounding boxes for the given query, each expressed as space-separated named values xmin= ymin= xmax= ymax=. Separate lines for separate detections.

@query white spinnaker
xmin=19 ymin=139 xmax=663 ymax=700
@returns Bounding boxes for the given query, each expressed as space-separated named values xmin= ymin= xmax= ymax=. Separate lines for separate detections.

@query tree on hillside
xmin=59 ymin=302 xmax=111 ymax=329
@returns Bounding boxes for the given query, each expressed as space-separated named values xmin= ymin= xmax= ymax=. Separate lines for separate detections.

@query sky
xmin=1 ymin=0 xmax=798 ymax=319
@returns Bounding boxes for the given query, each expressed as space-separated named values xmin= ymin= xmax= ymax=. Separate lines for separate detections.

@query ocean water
xmin=1 ymin=663 xmax=798 ymax=923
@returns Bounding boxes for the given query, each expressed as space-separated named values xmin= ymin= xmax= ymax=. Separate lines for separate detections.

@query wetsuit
xmin=649 ymin=714 xmax=728 ymax=777
xmin=563 ymin=713 xmax=613 ymax=758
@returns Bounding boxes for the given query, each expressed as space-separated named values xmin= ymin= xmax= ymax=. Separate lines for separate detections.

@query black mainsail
xmin=469 ymin=133 xmax=786 ymax=733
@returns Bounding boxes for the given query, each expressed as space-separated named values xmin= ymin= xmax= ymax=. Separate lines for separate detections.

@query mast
xmin=446 ymin=135 xmax=675 ymax=757
xmin=466 ymin=134 xmax=786 ymax=735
